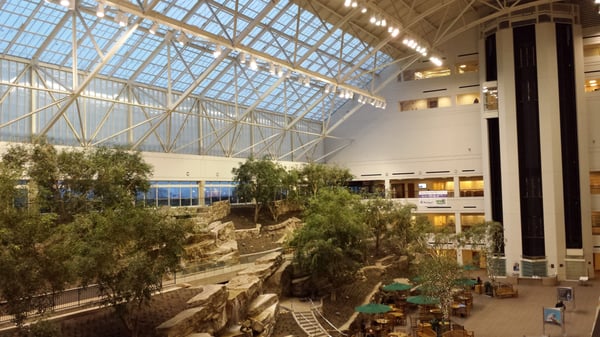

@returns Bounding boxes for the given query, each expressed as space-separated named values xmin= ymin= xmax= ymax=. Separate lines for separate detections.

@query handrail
xmin=310 ymin=298 xmax=347 ymax=336
xmin=0 ymin=247 xmax=283 ymax=326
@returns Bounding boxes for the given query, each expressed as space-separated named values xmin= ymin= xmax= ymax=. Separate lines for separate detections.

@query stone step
xmin=292 ymin=310 xmax=329 ymax=337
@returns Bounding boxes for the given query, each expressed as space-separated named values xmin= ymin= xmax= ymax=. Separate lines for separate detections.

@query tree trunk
xmin=253 ymin=204 xmax=261 ymax=224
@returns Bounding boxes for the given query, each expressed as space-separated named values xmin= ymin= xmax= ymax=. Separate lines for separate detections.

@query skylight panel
xmin=237 ymin=0 xmax=272 ymax=19
xmin=165 ymin=2 xmax=192 ymax=22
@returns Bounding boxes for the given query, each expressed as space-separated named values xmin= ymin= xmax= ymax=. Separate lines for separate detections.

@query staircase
xmin=292 ymin=310 xmax=330 ymax=337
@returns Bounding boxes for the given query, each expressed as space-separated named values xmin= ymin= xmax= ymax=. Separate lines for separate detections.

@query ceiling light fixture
xmin=269 ymin=62 xmax=276 ymax=75
xmin=344 ymin=0 xmax=352 ymax=7
xmin=213 ymin=45 xmax=222 ymax=57
xmin=239 ymin=52 xmax=246 ymax=64
xmin=249 ymin=56 xmax=258 ymax=70
xmin=114 ymin=12 xmax=128 ymax=27
xmin=149 ymin=22 xmax=159 ymax=35
xmin=96 ymin=3 xmax=105 ymax=18
xmin=60 ymin=0 xmax=70 ymax=6
xmin=303 ymin=76 xmax=311 ymax=87
xmin=430 ymin=56 xmax=442 ymax=66
xmin=176 ymin=31 xmax=189 ymax=46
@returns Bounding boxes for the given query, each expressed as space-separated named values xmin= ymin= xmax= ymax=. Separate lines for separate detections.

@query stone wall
xmin=183 ymin=220 xmax=240 ymax=272
xmin=166 ymin=201 xmax=231 ymax=227
xmin=156 ymin=251 xmax=285 ymax=337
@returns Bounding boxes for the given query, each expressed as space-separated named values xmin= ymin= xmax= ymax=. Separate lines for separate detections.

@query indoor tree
xmin=0 ymin=142 xmax=187 ymax=336
xmin=457 ymin=221 xmax=505 ymax=282
xmin=287 ymin=187 xmax=367 ymax=300
xmin=364 ymin=196 xmax=395 ymax=257
xmin=232 ymin=156 xmax=287 ymax=223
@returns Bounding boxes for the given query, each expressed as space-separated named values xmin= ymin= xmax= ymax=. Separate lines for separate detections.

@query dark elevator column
xmin=513 ymin=25 xmax=545 ymax=258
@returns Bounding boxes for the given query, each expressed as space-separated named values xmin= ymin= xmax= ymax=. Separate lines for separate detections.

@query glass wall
xmin=421 ymin=213 xmax=456 ymax=233
xmin=391 ymin=178 xmax=454 ymax=198
xmin=460 ymin=213 xmax=485 ymax=231
xmin=204 ymin=181 xmax=239 ymax=205
xmin=137 ymin=181 xmax=200 ymax=207
xmin=459 ymin=176 xmax=484 ymax=197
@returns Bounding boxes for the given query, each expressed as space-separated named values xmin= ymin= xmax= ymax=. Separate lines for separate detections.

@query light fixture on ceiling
xmin=149 ymin=22 xmax=159 ymax=35
xmin=303 ymin=76 xmax=311 ymax=87
xmin=361 ymin=6 xmax=367 ymax=13
xmin=351 ymin=1 xmax=358 ymax=8
xmin=344 ymin=0 xmax=352 ymax=7
xmin=429 ymin=56 xmax=442 ymax=66
xmin=213 ymin=45 xmax=222 ymax=57
xmin=369 ymin=16 xmax=376 ymax=24
xmin=115 ymin=11 xmax=128 ymax=27
xmin=44 ymin=0 xmax=73 ymax=9
xmin=277 ymin=65 xmax=284 ymax=78
xmin=249 ymin=56 xmax=258 ymax=70
xmin=269 ymin=62 xmax=276 ymax=75
xmin=96 ymin=3 xmax=105 ymax=18
xmin=239 ymin=52 xmax=246 ymax=64
xmin=176 ymin=31 xmax=189 ymax=46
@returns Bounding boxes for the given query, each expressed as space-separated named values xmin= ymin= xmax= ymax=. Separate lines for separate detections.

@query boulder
xmin=155 ymin=305 xmax=227 ymax=337
xmin=247 ymin=294 xmax=278 ymax=317
xmin=186 ymin=284 xmax=227 ymax=308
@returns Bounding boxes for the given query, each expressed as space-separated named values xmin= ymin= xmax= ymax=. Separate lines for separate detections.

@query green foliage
xmin=295 ymin=162 xmax=353 ymax=198
xmin=0 ymin=142 xmax=185 ymax=335
xmin=364 ymin=196 xmax=396 ymax=257
xmin=417 ymin=252 xmax=464 ymax=320
xmin=67 ymin=207 xmax=186 ymax=335
xmin=458 ymin=221 xmax=504 ymax=280
xmin=26 ymin=319 xmax=62 ymax=337
xmin=232 ymin=156 xmax=287 ymax=223
xmin=287 ymin=187 xmax=367 ymax=293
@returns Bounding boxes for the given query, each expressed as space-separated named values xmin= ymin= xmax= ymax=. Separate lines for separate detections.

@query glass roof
xmin=0 ymin=0 xmax=393 ymax=121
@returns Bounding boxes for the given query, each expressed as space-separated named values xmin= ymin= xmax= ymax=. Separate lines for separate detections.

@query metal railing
xmin=0 ymin=248 xmax=283 ymax=326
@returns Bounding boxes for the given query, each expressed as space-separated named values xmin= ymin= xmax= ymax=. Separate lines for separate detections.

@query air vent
xmin=360 ymin=173 xmax=382 ymax=177
xmin=423 ymin=88 xmax=447 ymax=93
xmin=391 ymin=172 xmax=415 ymax=176
xmin=425 ymin=170 xmax=451 ymax=174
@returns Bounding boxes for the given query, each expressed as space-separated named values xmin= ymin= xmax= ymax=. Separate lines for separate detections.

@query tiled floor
xmin=443 ymin=273 xmax=599 ymax=337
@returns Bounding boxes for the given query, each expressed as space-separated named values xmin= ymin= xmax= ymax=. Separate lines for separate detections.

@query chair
xmin=417 ymin=327 xmax=437 ymax=337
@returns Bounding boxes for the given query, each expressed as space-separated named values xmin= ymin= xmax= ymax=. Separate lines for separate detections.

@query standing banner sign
xmin=557 ymin=286 xmax=575 ymax=309
xmin=543 ymin=307 xmax=565 ymax=337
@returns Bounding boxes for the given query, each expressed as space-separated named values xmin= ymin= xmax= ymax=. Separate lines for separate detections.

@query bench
xmin=494 ymin=283 xmax=518 ymax=298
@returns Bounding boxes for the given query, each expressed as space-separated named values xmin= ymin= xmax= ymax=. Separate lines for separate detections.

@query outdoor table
xmin=387 ymin=332 xmax=408 ymax=337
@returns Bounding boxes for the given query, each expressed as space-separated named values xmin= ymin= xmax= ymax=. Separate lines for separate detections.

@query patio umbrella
xmin=382 ymin=282 xmax=413 ymax=292
xmin=454 ymin=278 xmax=477 ymax=287
xmin=406 ymin=295 xmax=439 ymax=305
xmin=355 ymin=303 xmax=392 ymax=314
xmin=410 ymin=276 xmax=423 ymax=284
xmin=463 ymin=264 xmax=478 ymax=271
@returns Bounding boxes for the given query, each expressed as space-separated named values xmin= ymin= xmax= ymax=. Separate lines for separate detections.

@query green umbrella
xmin=410 ymin=276 xmax=423 ymax=284
xmin=406 ymin=295 xmax=440 ymax=305
xmin=382 ymin=282 xmax=413 ymax=292
xmin=355 ymin=303 xmax=392 ymax=314
xmin=454 ymin=278 xmax=477 ymax=287
xmin=463 ymin=264 xmax=478 ymax=271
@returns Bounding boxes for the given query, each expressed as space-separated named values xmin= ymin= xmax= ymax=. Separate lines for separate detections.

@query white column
xmin=536 ymin=22 xmax=564 ymax=278
xmin=496 ymin=27 xmax=523 ymax=275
